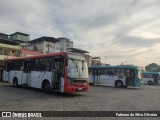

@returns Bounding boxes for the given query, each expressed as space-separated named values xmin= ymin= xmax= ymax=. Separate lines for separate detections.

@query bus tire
xmin=42 ymin=80 xmax=51 ymax=93
xmin=148 ymin=81 xmax=153 ymax=85
xmin=13 ymin=78 xmax=19 ymax=88
xmin=115 ymin=80 xmax=123 ymax=88
xmin=89 ymin=83 xmax=94 ymax=85
xmin=123 ymin=86 xmax=128 ymax=88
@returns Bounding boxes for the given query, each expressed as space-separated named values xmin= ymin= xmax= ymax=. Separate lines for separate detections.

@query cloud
xmin=0 ymin=0 xmax=160 ymax=67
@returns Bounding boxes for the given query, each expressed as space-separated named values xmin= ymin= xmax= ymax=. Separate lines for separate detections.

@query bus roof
xmin=89 ymin=65 xmax=139 ymax=69
xmin=5 ymin=52 xmax=86 ymax=61
xmin=6 ymin=52 xmax=67 ymax=61
xmin=142 ymin=72 xmax=160 ymax=74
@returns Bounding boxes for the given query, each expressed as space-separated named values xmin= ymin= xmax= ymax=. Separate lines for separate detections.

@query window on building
xmin=33 ymin=45 xmax=38 ymax=51
xmin=56 ymin=47 xmax=59 ymax=50
xmin=4 ymin=50 xmax=8 ymax=55
xmin=0 ymin=48 xmax=3 ymax=54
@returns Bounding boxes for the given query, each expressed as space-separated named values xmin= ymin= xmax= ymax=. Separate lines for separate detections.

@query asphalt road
xmin=0 ymin=82 xmax=160 ymax=120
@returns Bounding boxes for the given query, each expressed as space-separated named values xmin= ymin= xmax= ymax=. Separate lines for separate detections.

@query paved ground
xmin=0 ymin=82 xmax=160 ymax=120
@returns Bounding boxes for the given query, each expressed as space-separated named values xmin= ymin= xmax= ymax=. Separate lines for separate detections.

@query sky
xmin=0 ymin=0 xmax=160 ymax=67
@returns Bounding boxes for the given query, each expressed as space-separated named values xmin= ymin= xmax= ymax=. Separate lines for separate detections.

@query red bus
xmin=3 ymin=52 xmax=89 ymax=93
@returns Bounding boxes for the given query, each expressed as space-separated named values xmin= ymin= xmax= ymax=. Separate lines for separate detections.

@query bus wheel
xmin=42 ymin=81 xmax=51 ymax=93
xmin=13 ymin=78 xmax=18 ymax=88
xmin=115 ymin=81 xmax=123 ymax=88
xmin=89 ymin=83 xmax=94 ymax=85
xmin=148 ymin=81 xmax=153 ymax=85
xmin=123 ymin=86 xmax=128 ymax=88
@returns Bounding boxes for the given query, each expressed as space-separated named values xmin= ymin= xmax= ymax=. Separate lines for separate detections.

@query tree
xmin=145 ymin=63 xmax=160 ymax=72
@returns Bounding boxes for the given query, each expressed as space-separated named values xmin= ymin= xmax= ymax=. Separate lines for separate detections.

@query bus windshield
xmin=67 ymin=56 xmax=88 ymax=79
xmin=136 ymin=67 xmax=142 ymax=80
xmin=137 ymin=70 xmax=142 ymax=80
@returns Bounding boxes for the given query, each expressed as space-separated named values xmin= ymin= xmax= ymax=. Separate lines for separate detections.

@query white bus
xmin=3 ymin=52 xmax=89 ymax=93
xmin=89 ymin=65 xmax=142 ymax=88
xmin=142 ymin=72 xmax=160 ymax=85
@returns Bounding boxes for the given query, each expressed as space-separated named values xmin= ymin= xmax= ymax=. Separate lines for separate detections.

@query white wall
xmin=59 ymin=38 xmax=73 ymax=52
xmin=26 ymin=38 xmax=73 ymax=53
xmin=43 ymin=41 xmax=60 ymax=53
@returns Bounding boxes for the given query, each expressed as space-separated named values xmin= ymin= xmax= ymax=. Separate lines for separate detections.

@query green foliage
xmin=145 ymin=63 xmax=160 ymax=72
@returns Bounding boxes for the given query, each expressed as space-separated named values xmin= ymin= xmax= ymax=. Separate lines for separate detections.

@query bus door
xmin=94 ymin=69 xmax=100 ymax=84
xmin=126 ymin=69 xmax=135 ymax=86
xmin=0 ymin=68 xmax=3 ymax=81
xmin=4 ymin=61 xmax=11 ymax=82
xmin=22 ymin=61 xmax=31 ymax=85
xmin=52 ymin=58 xmax=64 ymax=91
xmin=153 ymin=74 xmax=158 ymax=85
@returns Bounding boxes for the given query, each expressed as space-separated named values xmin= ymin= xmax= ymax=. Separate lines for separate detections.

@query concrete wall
xmin=59 ymin=38 xmax=73 ymax=52
xmin=10 ymin=34 xmax=29 ymax=42
xmin=26 ymin=41 xmax=61 ymax=53
xmin=0 ymin=43 xmax=20 ymax=60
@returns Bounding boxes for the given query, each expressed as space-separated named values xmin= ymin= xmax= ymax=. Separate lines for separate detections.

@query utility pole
xmin=46 ymin=41 xmax=50 ymax=53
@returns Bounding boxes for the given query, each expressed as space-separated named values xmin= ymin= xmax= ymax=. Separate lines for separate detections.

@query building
xmin=0 ymin=32 xmax=21 ymax=61
xmin=26 ymin=37 xmax=74 ymax=54
xmin=26 ymin=36 xmax=91 ymax=65
xmin=92 ymin=57 xmax=101 ymax=66
xmin=9 ymin=32 xmax=30 ymax=43
xmin=0 ymin=38 xmax=21 ymax=80
xmin=58 ymin=38 xmax=73 ymax=52
xmin=26 ymin=36 xmax=60 ymax=53
xmin=20 ymin=49 xmax=43 ymax=57
xmin=0 ymin=31 xmax=92 ymax=79
xmin=68 ymin=48 xmax=91 ymax=66
xmin=0 ymin=33 xmax=8 ymax=40
xmin=9 ymin=32 xmax=30 ymax=49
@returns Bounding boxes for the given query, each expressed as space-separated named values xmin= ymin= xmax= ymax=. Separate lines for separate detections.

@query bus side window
xmin=28 ymin=59 xmax=35 ymax=71
xmin=129 ymin=69 xmax=134 ymax=77
xmin=126 ymin=70 xmax=130 ymax=77
xmin=89 ymin=69 xmax=92 ymax=75
xmin=143 ymin=73 xmax=146 ymax=78
xmin=151 ymin=74 xmax=155 ymax=78
xmin=34 ymin=58 xmax=39 ymax=71
xmin=99 ymin=69 xmax=101 ymax=75
xmin=105 ymin=69 xmax=109 ymax=75
xmin=44 ymin=58 xmax=53 ymax=71
xmin=142 ymin=73 xmax=144 ymax=78
xmin=48 ymin=57 xmax=53 ymax=71
xmin=116 ymin=69 xmax=120 ymax=75
xmin=94 ymin=70 xmax=97 ymax=75
xmin=102 ymin=69 xmax=104 ymax=75
xmin=121 ymin=69 xmax=125 ymax=76
xmin=34 ymin=58 xmax=43 ymax=71
xmin=90 ymin=71 xmax=93 ymax=75
xmin=6 ymin=62 xmax=10 ymax=72
xmin=108 ymin=69 xmax=114 ymax=75
xmin=98 ymin=69 xmax=101 ymax=75
xmin=11 ymin=60 xmax=23 ymax=71
xmin=8 ymin=61 xmax=14 ymax=71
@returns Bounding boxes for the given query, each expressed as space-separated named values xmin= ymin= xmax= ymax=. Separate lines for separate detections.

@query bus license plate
xmin=78 ymin=88 xmax=83 ymax=90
